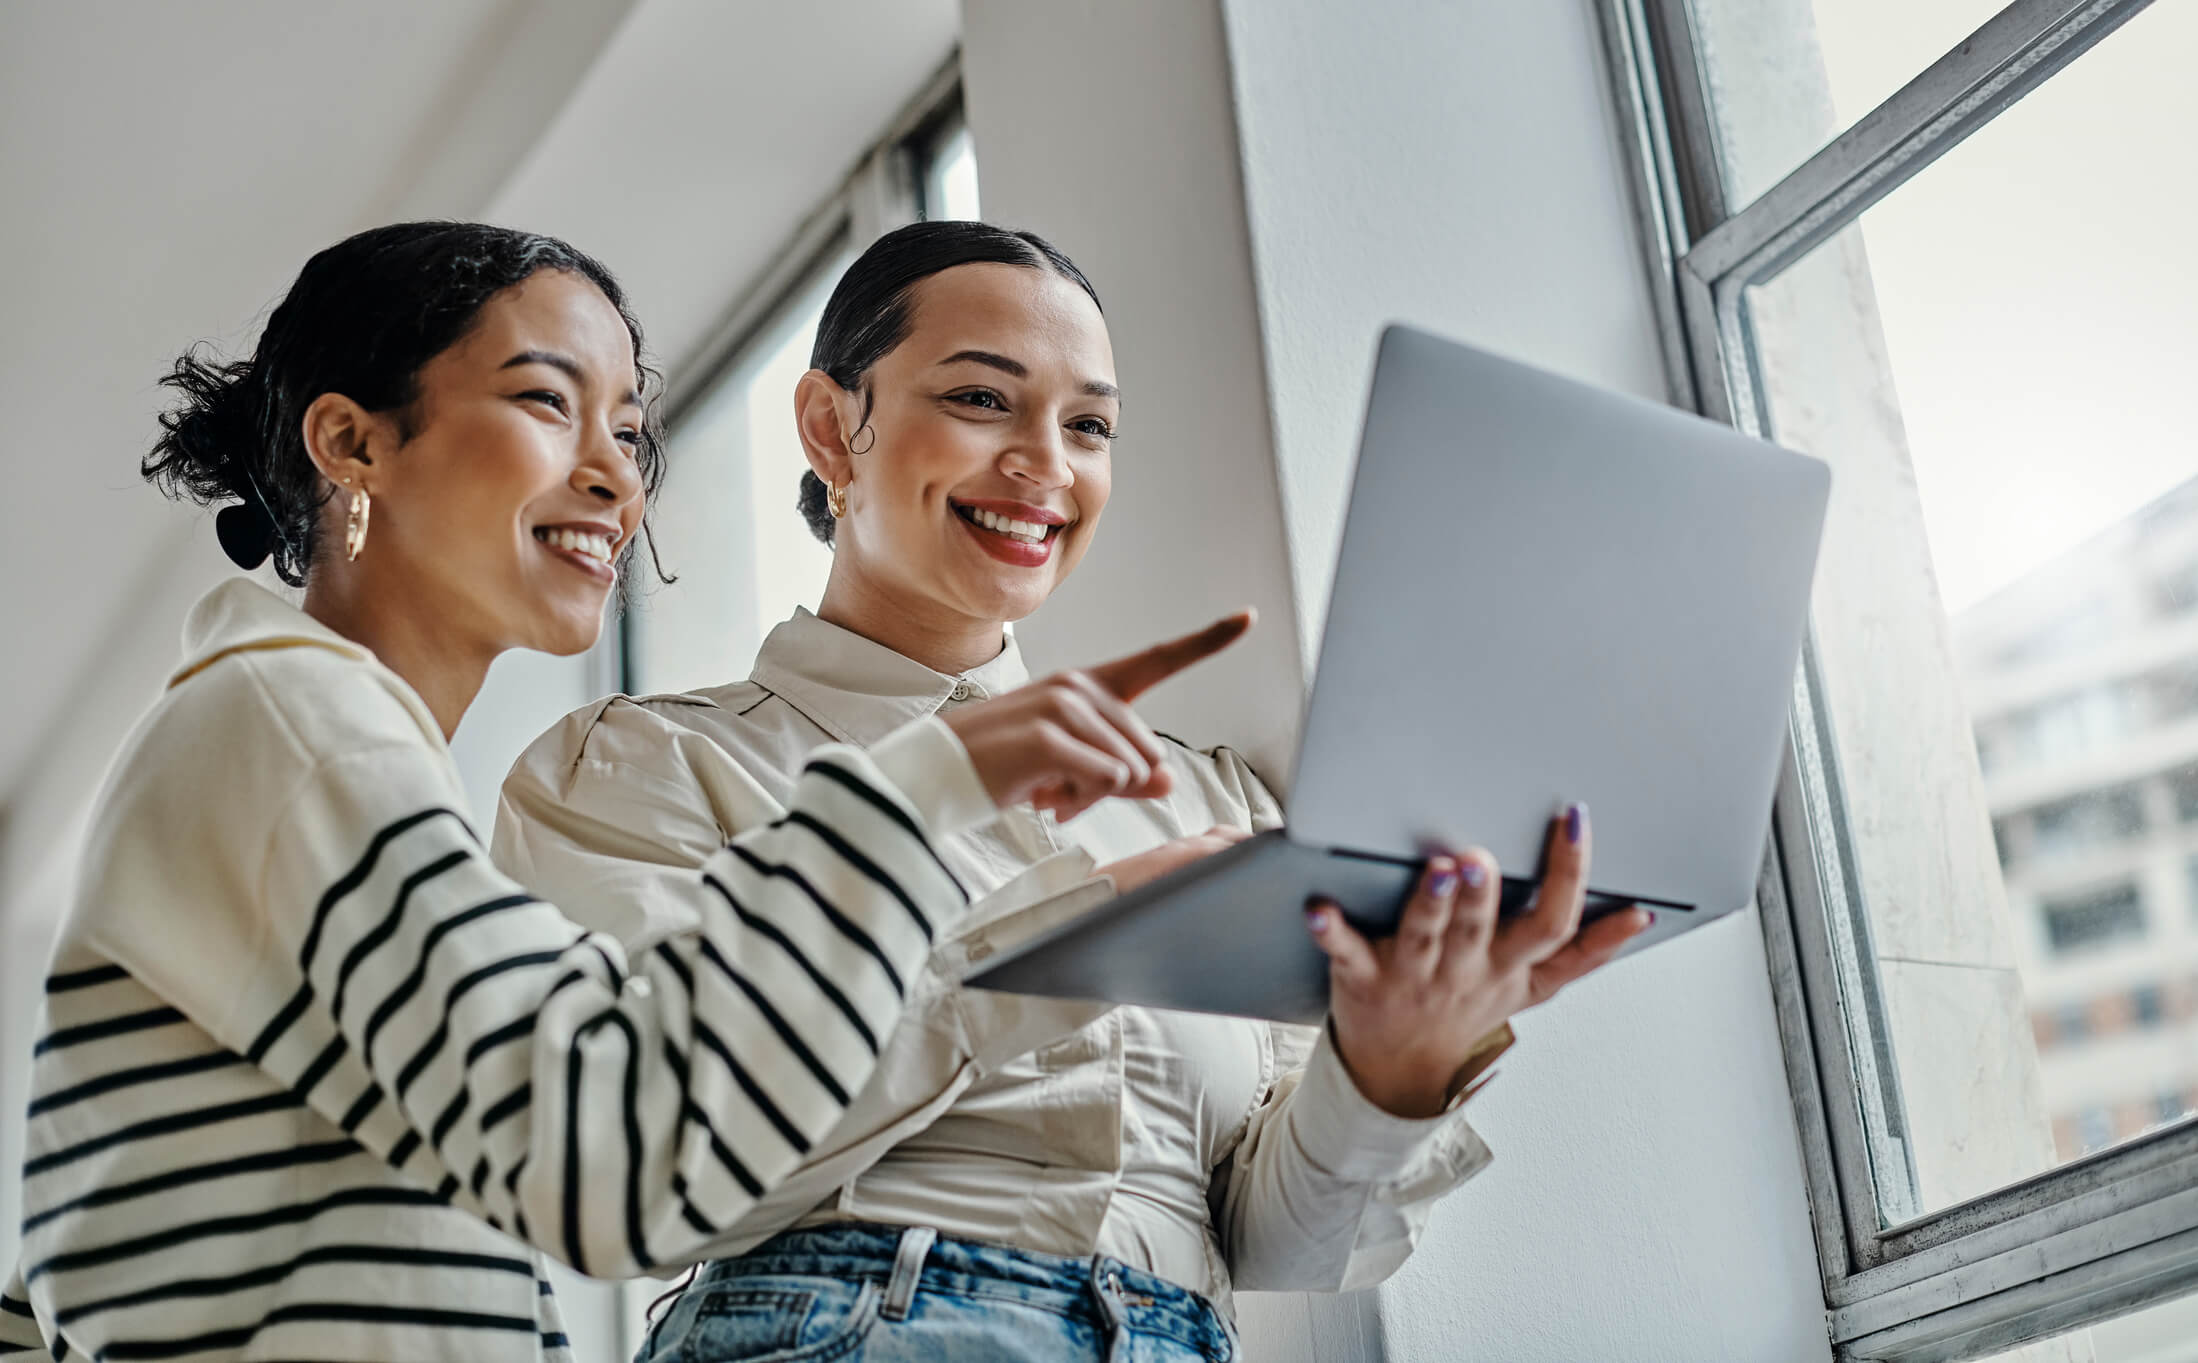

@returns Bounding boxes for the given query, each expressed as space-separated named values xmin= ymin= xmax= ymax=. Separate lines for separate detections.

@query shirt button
xmin=949 ymin=681 xmax=980 ymax=703
xmin=966 ymin=939 xmax=994 ymax=963
xmin=625 ymin=976 xmax=654 ymax=1000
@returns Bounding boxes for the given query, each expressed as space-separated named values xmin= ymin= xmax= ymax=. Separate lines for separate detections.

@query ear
xmin=793 ymin=369 xmax=861 ymax=488
xmin=299 ymin=392 xmax=389 ymax=492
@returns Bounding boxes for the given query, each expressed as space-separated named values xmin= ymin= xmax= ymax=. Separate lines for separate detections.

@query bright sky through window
xmin=1809 ymin=2 xmax=2198 ymax=613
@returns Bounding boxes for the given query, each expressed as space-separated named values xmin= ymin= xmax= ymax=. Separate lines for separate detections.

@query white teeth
xmin=538 ymin=528 xmax=614 ymax=564
xmin=959 ymin=506 xmax=1048 ymax=545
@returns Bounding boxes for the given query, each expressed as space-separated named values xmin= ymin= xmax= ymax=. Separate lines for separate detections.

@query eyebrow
xmin=937 ymin=348 xmax=1119 ymax=401
xmin=501 ymin=349 xmax=642 ymax=408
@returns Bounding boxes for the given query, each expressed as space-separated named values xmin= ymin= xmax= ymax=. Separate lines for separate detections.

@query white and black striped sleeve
xmin=0 ymin=1269 xmax=41 ymax=1355
xmin=234 ymin=716 xmax=989 ymax=1279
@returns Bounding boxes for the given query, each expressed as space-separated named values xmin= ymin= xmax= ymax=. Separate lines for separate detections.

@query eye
xmin=946 ymin=388 xmax=1007 ymax=412
xmin=614 ymin=428 xmax=644 ymax=456
xmin=1070 ymin=417 xmax=1117 ymax=441
xmin=518 ymin=389 xmax=569 ymax=416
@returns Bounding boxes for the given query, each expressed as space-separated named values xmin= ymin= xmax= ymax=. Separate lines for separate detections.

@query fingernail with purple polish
xmin=1305 ymin=905 xmax=1331 ymax=932
xmin=1565 ymin=802 xmax=1586 ymax=845
xmin=1461 ymin=860 xmax=1488 ymax=890
xmin=1428 ymin=858 xmax=1459 ymax=897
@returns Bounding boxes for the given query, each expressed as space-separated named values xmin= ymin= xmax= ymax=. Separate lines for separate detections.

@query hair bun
xmin=215 ymin=500 xmax=278 ymax=570
xmin=798 ymin=468 xmax=837 ymax=547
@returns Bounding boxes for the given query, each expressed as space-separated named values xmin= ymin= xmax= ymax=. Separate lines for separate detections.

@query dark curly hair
xmin=800 ymin=221 xmax=1101 ymax=546
xmin=144 ymin=220 xmax=667 ymax=587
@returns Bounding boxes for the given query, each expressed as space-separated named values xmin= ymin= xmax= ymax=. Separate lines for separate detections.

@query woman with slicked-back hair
xmin=499 ymin=221 xmax=1648 ymax=1362
xmin=0 ymin=221 xmax=1244 ymax=1363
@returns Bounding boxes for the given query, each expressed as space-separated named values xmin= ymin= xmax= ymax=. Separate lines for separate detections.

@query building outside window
xmin=2037 ymin=884 xmax=2145 ymax=957
xmin=2023 ymin=785 xmax=2147 ymax=863
xmin=2132 ymin=985 xmax=2164 ymax=1028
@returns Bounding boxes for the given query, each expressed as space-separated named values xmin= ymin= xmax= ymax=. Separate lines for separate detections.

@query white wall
xmin=961 ymin=1 xmax=1833 ymax=1357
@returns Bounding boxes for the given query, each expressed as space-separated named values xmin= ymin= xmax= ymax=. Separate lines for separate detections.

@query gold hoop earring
xmin=848 ymin=424 xmax=876 ymax=456
xmin=345 ymin=485 xmax=371 ymax=561
xmin=826 ymin=481 xmax=849 ymax=519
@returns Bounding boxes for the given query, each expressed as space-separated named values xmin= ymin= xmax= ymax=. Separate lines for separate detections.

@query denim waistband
xmin=701 ymin=1221 xmax=1235 ymax=1358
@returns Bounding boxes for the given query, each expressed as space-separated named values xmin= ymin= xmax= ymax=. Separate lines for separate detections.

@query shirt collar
xmin=173 ymin=578 xmax=373 ymax=687
xmin=748 ymin=607 xmax=1031 ymax=746
xmin=170 ymin=577 xmax=445 ymax=750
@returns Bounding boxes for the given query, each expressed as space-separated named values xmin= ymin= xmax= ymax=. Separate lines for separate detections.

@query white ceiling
xmin=488 ymin=0 xmax=962 ymax=376
xmin=0 ymin=0 xmax=957 ymax=802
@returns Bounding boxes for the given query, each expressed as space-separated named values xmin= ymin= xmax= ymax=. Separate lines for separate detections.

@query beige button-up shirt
xmin=494 ymin=609 xmax=1497 ymax=1310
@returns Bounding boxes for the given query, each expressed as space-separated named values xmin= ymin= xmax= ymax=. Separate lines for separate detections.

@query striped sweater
xmin=1 ymin=579 xmax=994 ymax=1361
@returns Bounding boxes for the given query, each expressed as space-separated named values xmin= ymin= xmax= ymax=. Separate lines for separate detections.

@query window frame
xmin=1594 ymin=0 xmax=2198 ymax=1357
xmin=620 ymin=57 xmax=968 ymax=693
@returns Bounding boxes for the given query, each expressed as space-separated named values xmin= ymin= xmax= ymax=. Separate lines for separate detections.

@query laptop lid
xmin=1288 ymin=326 xmax=1829 ymax=918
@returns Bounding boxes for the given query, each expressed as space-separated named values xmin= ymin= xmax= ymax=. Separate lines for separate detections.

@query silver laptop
xmin=966 ymin=325 xmax=1831 ymax=1023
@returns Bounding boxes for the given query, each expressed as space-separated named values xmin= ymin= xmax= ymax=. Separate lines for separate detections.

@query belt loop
xmin=1087 ymin=1256 xmax=1130 ymax=1363
xmin=881 ymin=1226 xmax=936 ymax=1322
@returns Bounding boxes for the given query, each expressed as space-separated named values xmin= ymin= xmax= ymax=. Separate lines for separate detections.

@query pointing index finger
xmin=1086 ymin=610 xmax=1255 ymax=703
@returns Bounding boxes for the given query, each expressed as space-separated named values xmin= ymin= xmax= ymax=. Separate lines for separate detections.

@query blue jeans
xmin=640 ymin=1223 xmax=1238 ymax=1363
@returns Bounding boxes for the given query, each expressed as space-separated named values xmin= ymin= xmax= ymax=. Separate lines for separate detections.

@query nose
xmin=999 ymin=420 xmax=1074 ymax=491
xmin=574 ymin=423 xmax=645 ymax=510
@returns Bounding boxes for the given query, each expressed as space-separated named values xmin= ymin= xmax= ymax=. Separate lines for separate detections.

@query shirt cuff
xmin=866 ymin=715 xmax=999 ymax=839
xmin=1289 ymin=1024 xmax=1492 ymax=1183
xmin=948 ymin=867 xmax=1118 ymax=984
xmin=1016 ymin=846 xmax=1102 ymax=900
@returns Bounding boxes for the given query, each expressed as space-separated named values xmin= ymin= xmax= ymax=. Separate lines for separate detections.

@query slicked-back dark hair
xmin=800 ymin=220 xmax=1101 ymax=546
xmin=144 ymin=220 xmax=667 ymax=586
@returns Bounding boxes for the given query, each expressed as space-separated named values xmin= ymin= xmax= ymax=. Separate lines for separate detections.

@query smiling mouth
xmin=533 ymin=526 xmax=616 ymax=566
xmin=952 ymin=504 xmax=1064 ymax=545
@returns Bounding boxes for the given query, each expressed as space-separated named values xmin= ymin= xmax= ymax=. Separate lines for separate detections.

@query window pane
xmin=923 ymin=121 xmax=980 ymax=222
xmin=1689 ymin=0 xmax=2013 ymax=209
xmin=626 ymin=260 xmax=847 ymax=695
xmin=1739 ymin=1 xmax=2198 ymax=1220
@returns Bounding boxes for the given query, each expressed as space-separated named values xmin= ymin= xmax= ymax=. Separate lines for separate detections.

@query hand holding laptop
xmin=1307 ymin=804 xmax=1650 ymax=1117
